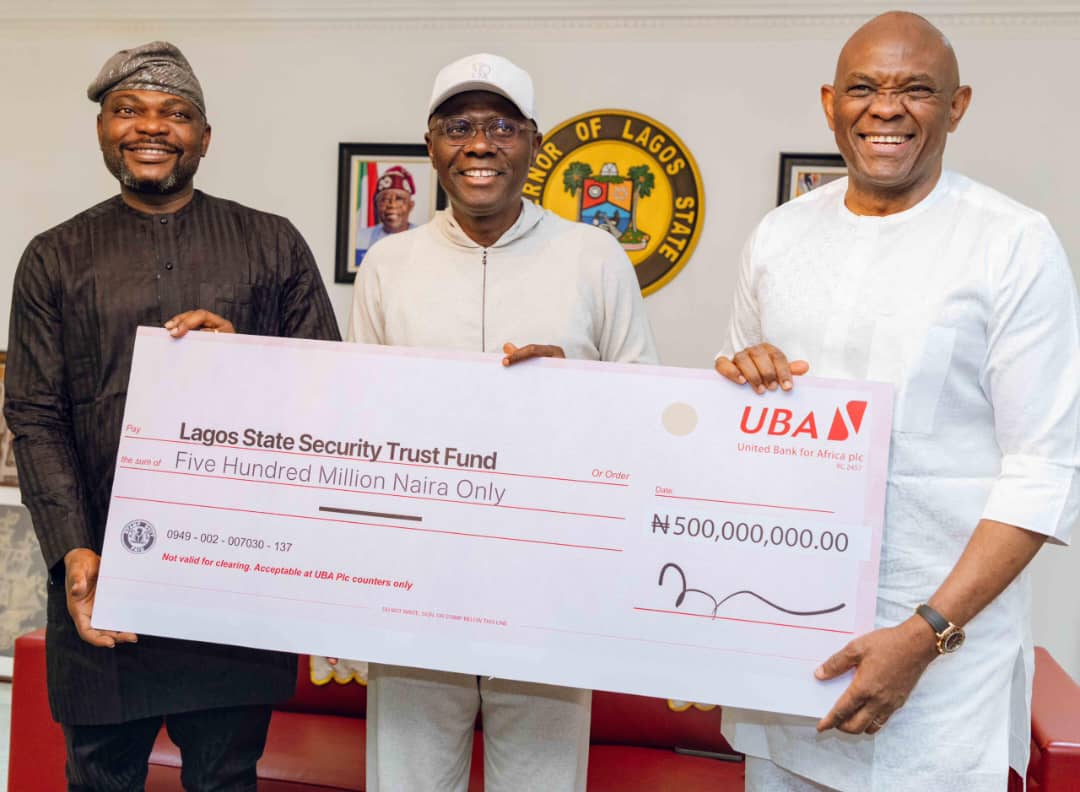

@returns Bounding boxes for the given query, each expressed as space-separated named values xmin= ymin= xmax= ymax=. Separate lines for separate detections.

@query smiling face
xmin=97 ymin=89 xmax=211 ymax=208
xmin=425 ymin=90 xmax=540 ymax=243
xmin=821 ymin=12 xmax=971 ymax=215
xmin=375 ymin=188 xmax=415 ymax=233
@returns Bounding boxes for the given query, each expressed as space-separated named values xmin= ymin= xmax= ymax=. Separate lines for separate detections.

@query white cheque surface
xmin=95 ymin=328 xmax=893 ymax=718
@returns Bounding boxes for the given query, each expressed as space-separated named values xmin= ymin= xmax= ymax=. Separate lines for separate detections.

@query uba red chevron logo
xmin=739 ymin=401 xmax=868 ymax=441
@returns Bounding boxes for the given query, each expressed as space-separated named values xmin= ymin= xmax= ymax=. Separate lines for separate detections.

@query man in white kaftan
xmin=715 ymin=13 xmax=1080 ymax=792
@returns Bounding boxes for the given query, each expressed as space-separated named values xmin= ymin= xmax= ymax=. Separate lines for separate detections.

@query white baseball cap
xmin=427 ymin=53 xmax=535 ymax=122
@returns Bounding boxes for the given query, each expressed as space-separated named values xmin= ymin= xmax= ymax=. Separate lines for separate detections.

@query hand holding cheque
xmin=719 ymin=341 xmax=927 ymax=735
xmin=62 ymin=308 xmax=235 ymax=651
xmin=93 ymin=328 xmax=893 ymax=718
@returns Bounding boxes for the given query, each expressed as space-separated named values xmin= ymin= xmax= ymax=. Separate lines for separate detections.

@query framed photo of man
xmin=777 ymin=153 xmax=847 ymax=205
xmin=334 ymin=143 xmax=446 ymax=283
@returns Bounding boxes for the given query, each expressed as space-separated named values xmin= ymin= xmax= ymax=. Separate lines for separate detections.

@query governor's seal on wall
xmin=523 ymin=109 xmax=705 ymax=296
xmin=121 ymin=518 xmax=156 ymax=554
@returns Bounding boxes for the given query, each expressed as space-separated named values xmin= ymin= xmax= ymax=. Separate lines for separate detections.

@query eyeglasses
xmin=430 ymin=116 xmax=534 ymax=146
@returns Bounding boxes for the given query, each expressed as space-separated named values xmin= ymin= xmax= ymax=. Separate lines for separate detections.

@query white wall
xmin=0 ymin=0 xmax=1077 ymax=677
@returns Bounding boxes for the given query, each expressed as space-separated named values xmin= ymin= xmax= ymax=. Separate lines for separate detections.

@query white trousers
xmin=366 ymin=663 xmax=591 ymax=792
xmin=746 ymin=757 xmax=839 ymax=791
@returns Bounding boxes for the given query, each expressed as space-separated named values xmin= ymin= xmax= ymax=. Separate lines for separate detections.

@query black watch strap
xmin=915 ymin=603 xmax=950 ymax=635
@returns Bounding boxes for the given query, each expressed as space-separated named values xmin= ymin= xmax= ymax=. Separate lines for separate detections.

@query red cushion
xmin=145 ymin=764 xmax=184 ymax=791
xmin=21 ymin=645 xmax=1068 ymax=792
xmin=469 ymin=741 xmax=743 ymax=792
xmin=1029 ymin=647 xmax=1080 ymax=791
xmin=147 ymin=762 xmax=356 ymax=792
xmin=9 ymin=630 xmax=66 ymax=792
xmin=171 ymin=704 xmax=735 ymax=792
xmin=151 ymin=710 xmax=365 ymax=790
xmin=587 ymin=745 xmax=744 ymax=792
xmin=590 ymin=691 xmax=733 ymax=753
xmin=278 ymin=659 xmax=368 ymax=718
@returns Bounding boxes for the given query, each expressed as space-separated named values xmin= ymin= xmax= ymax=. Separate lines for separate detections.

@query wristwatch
xmin=915 ymin=604 xmax=965 ymax=654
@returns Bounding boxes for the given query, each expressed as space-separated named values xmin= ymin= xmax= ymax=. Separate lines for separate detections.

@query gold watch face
xmin=940 ymin=626 xmax=965 ymax=653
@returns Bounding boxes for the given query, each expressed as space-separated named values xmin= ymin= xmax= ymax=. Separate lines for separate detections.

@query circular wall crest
xmin=523 ymin=109 xmax=705 ymax=296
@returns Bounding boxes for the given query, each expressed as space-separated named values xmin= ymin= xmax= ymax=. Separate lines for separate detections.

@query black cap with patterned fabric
xmin=87 ymin=41 xmax=206 ymax=117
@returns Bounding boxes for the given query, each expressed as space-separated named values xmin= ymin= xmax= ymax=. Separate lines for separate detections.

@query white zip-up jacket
xmin=348 ymin=198 xmax=658 ymax=365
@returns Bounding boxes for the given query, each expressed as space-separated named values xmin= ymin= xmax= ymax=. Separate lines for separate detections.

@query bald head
xmin=821 ymin=11 xmax=972 ymax=215
xmin=836 ymin=12 xmax=960 ymax=91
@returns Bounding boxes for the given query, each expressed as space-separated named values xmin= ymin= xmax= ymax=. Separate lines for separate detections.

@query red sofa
xmin=9 ymin=629 xmax=1080 ymax=791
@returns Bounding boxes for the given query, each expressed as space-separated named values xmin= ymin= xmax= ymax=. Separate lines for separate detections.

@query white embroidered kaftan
xmin=721 ymin=171 xmax=1080 ymax=791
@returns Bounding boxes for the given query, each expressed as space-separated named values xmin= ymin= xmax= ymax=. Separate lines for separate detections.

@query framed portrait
xmin=777 ymin=153 xmax=847 ymax=206
xmin=334 ymin=143 xmax=446 ymax=283
xmin=0 ymin=352 xmax=17 ymax=486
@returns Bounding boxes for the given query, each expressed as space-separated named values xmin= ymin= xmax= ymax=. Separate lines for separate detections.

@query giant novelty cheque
xmin=94 ymin=328 xmax=893 ymax=717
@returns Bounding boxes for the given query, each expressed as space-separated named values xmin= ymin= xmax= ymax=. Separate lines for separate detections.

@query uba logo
xmin=739 ymin=401 xmax=868 ymax=441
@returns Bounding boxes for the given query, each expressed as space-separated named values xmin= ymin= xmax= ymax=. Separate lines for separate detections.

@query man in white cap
xmin=346 ymin=53 xmax=658 ymax=791
xmin=6 ymin=41 xmax=339 ymax=790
